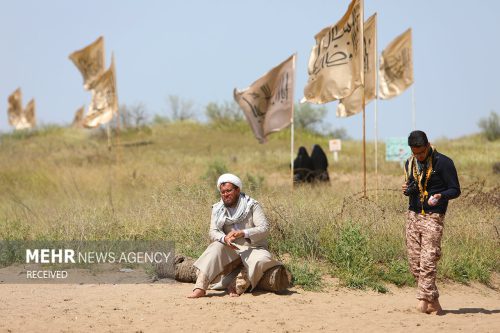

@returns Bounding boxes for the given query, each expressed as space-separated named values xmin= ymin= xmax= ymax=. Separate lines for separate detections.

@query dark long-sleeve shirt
xmin=404 ymin=150 xmax=461 ymax=214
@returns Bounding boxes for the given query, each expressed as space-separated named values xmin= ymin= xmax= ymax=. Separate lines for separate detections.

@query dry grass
xmin=0 ymin=122 xmax=498 ymax=290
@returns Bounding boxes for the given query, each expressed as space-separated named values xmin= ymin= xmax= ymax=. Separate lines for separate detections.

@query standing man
xmin=188 ymin=173 xmax=280 ymax=298
xmin=402 ymin=130 xmax=460 ymax=314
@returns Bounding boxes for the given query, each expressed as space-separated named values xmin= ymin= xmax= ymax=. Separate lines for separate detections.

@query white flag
xmin=83 ymin=56 xmax=118 ymax=128
xmin=379 ymin=28 xmax=414 ymax=100
xmin=7 ymin=88 xmax=23 ymax=127
xmin=23 ymin=99 xmax=36 ymax=129
xmin=69 ymin=36 xmax=105 ymax=90
xmin=303 ymin=0 xmax=364 ymax=104
xmin=337 ymin=13 xmax=377 ymax=117
xmin=234 ymin=54 xmax=295 ymax=144
xmin=7 ymin=88 xmax=35 ymax=130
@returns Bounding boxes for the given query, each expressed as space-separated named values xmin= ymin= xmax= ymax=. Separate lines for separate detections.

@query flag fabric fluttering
xmin=69 ymin=36 xmax=105 ymax=90
xmin=23 ymin=99 xmax=36 ymax=129
xmin=7 ymin=88 xmax=35 ymax=130
xmin=82 ymin=56 xmax=118 ymax=128
xmin=234 ymin=54 xmax=295 ymax=144
xmin=379 ymin=28 xmax=413 ymax=100
xmin=7 ymin=88 xmax=23 ymax=127
xmin=303 ymin=0 xmax=364 ymax=104
xmin=337 ymin=13 xmax=377 ymax=117
xmin=72 ymin=106 xmax=85 ymax=128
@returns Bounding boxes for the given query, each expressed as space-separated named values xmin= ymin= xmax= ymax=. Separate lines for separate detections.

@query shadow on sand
xmin=202 ymin=289 xmax=298 ymax=298
xmin=442 ymin=308 xmax=500 ymax=315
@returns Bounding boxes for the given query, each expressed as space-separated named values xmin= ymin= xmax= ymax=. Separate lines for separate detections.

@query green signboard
xmin=385 ymin=137 xmax=411 ymax=162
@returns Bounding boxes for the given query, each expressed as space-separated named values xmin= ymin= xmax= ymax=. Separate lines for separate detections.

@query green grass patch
xmin=285 ymin=260 xmax=323 ymax=291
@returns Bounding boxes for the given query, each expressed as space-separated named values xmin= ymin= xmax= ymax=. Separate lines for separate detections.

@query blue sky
xmin=1 ymin=0 xmax=499 ymax=140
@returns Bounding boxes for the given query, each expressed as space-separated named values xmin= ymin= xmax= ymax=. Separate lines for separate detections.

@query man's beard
xmin=223 ymin=196 xmax=239 ymax=208
xmin=223 ymin=200 xmax=235 ymax=207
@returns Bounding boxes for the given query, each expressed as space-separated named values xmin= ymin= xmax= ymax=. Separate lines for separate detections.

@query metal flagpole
xmin=362 ymin=93 xmax=367 ymax=198
xmin=106 ymin=123 xmax=112 ymax=152
xmin=291 ymin=114 xmax=294 ymax=187
xmin=290 ymin=54 xmax=297 ymax=189
xmin=374 ymin=15 xmax=379 ymax=196
xmin=412 ymin=85 xmax=416 ymax=130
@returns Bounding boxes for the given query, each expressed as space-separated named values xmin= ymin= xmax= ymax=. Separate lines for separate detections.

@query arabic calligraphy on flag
xmin=337 ymin=13 xmax=377 ymax=117
xmin=234 ymin=54 xmax=295 ymax=144
xmin=303 ymin=0 xmax=364 ymax=104
xmin=379 ymin=28 xmax=414 ymax=100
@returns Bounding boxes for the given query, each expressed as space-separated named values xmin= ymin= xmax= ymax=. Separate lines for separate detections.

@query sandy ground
xmin=0 ymin=271 xmax=499 ymax=333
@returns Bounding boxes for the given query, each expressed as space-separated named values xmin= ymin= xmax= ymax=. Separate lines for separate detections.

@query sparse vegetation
xmin=167 ymin=95 xmax=197 ymax=121
xmin=205 ymin=101 xmax=244 ymax=125
xmin=119 ymin=103 xmax=150 ymax=128
xmin=294 ymin=103 xmax=327 ymax=133
xmin=0 ymin=121 xmax=498 ymax=292
xmin=478 ymin=111 xmax=500 ymax=141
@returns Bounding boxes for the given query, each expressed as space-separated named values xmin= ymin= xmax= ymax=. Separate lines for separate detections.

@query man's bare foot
xmin=187 ymin=288 xmax=206 ymax=298
xmin=426 ymin=299 xmax=443 ymax=315
xmin=228 ymin=285 xmax=240 ymax=297
xmin=416 ymin=300 xmax=428 ymax=313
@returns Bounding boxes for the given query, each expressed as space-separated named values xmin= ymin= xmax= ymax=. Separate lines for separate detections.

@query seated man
xmin=187 ymin=173 xmax=280 ymax=298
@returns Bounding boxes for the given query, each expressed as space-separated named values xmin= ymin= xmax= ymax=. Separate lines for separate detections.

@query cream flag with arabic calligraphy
xmin=7 ymin=88 xmax=23 ymax=127
xmin=72 ymin=106 xmax=85 ymax=128
xmin=234 ymin=54 xmax=295 ymax=144
xmin=69 ymin=36 xmax=105 ymax=90
xmin=83 ymin=56 xmax=118 ymax=128
xmin=303 ymin=0 xmax=364 ymax=104
xmin=23 ymin=99 xmax=36 ymax=129
xmin=379 ymin=28 xmax=414 ymax=100
xmin=337 ymin=13 xmax=377 ymax=117
xmin=7 ymin=88 xmax=35 ymax=130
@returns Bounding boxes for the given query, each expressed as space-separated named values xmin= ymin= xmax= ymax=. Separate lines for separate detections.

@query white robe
xmin=193 ymin=202 xmax=280 ymax=290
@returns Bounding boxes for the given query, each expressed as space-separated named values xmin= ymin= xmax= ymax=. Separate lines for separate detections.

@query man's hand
xmin=428 ymin=193 xmax=442 ymax=206
xmin=224 ymin=230 xmax=245 ymax=250
xmin=228 ymin=230 xmax=245 ymax=239
xmin=402 ymin=182 xmax=408 ymax=195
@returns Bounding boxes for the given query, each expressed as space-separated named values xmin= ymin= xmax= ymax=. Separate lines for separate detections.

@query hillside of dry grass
xmin=0 ymin=122 xmax=498 ymax=290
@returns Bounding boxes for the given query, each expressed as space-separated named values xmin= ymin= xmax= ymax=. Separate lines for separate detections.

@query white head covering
xmin=217 ymin=173 xmax=243 ymax=192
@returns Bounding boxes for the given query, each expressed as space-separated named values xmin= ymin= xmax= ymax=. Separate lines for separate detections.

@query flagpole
xmin=412 ymin=85 xmax=416 ymax=130
xmin=362 ymin=93 xmax=366 ymax=198
xmin=113 ymin=53 xmax=121 ymax=162
xmin=291 ymin=114 xmax=294 ymax=187
xmin=106 ymin=123 xmax=112 ymax=152
xmin=362 ymin=0 xmax=367 ymax=198
xmin=374 ymin=14 xmax=379 ymax=197
xmin=291 ymin=54 xmax=297 ymax=189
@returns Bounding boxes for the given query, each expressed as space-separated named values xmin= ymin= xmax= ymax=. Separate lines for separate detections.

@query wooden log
xmin=171 ymin=255 xmax=291 ymax=292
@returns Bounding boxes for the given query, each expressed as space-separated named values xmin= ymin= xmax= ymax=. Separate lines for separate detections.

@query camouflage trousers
xmin=405 ymin=210 xmax=445 ymax=302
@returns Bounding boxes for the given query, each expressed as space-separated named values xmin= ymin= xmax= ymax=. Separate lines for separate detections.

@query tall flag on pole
xmin=7 ymin=88 xmax=23 ymax=128
xmin=69 ymin=36 xmax=105 ymax=90
xmin=69 ymin=37 xmax=119 ymax=129
xmin=7 ymin=88 xmax=36 ymax=130
xmin=302 ymin=0 xmax=364 ymax=104
xmin=379 ymin=28 xmax=413 ymax=100
xmin=24 ymin=99 xmax=36 ymax=129
xmin=337 ymin=13 xmax=377 ymax=117
xmin=234 ymin=54 xmax=295 ymax=144
xmin=83 ymin=55 xmax=119 ymax=128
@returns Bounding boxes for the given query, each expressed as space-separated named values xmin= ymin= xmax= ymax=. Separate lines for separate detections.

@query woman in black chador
xmin=293 ymin=146 xmax=314 ymax=183
xmin=310 ymin=144 xmax=330 ymax=182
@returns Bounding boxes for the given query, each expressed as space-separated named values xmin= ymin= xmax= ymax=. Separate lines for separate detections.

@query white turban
xmin=217 ymin=173 xmax=243 ymax=192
